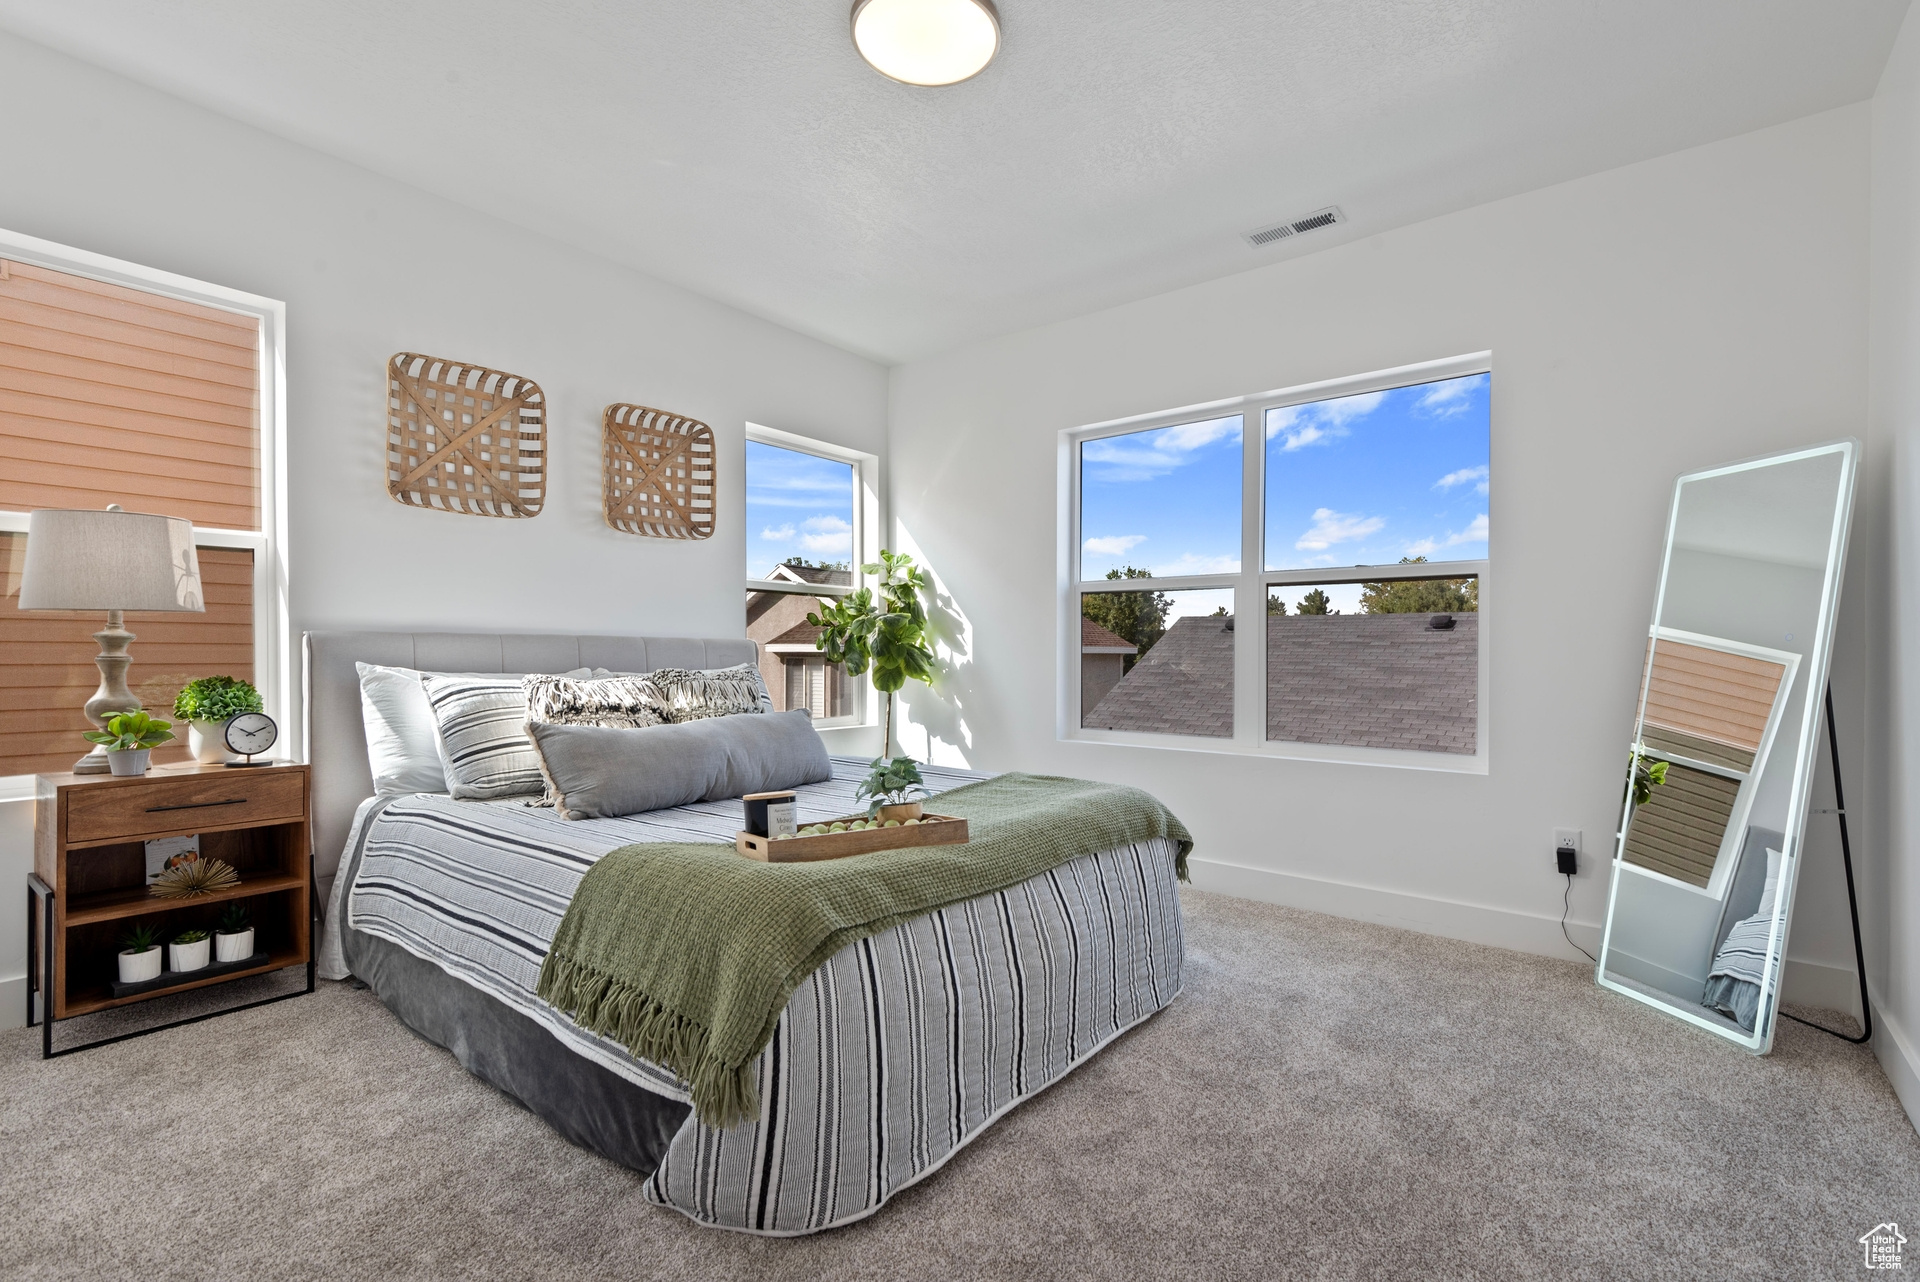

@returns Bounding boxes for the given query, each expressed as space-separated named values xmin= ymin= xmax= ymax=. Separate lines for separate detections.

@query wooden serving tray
xmin=735 ymin=813 xmax=970 ymax=863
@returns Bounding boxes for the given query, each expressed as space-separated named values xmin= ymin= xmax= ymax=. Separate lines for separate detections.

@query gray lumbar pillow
xmin=526 ymin=710 xmax=831 ymax=820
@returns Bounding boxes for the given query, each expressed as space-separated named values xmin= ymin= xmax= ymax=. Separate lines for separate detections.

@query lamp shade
xmin=17 ymin=507 xmax=204 ymax=612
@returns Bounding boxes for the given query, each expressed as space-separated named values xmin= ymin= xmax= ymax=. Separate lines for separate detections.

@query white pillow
xmin=1754 ymin=847 xmax=1784 ymax=919
xmin=358 ymin=662 xmax=448 ymax=796
xmin=358 ymin=663 xmax=591 ymax=797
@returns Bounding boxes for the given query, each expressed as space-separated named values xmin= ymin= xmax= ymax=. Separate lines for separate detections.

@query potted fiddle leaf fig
xmin=169 ymin=927 xmax=211 ymax=974
xmin=117 ymin=923 xmax=163 ymax=984
xmin=807 ymin=549 xmax=935 ymax=758
xmin=82 ymin=710 xmax=175 ymax=777
xmin=855 ymin=755 xmax=930 ymax=822
xmin=214 ymin=903 xmax=254 ymax=964
xmin=173 ymin=676 xmax=263 ymax=763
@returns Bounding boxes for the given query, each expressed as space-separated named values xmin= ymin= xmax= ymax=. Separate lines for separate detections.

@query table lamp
xmin=18 ymin=505 xmax=204 ymax=774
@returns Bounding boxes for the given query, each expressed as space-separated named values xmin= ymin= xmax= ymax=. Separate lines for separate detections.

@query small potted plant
xmin=173 ymin=676 xmax=264 ymax=764
xmin=214 ymin=903 xmax=254 ymax=964
xmin=856 ymin=755 xmax=930 ymax=822
xmin=168 ymin=927 xmax=212 ymax=974
xmin=117 ymin=923 xmax=163 ymax=984
xmin=82 ymin=710 xmax=175 ymax=777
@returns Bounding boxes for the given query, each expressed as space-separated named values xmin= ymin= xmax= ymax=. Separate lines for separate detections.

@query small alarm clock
xmin=222 ymin=711 xmax=279 ymax=767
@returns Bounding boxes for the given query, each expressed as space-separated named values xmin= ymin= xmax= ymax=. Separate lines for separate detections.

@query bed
xmin=305 ymin=630 xmax=1187 ymax=1235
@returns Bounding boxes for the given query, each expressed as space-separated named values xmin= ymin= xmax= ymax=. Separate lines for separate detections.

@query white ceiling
xmin=0 ymin=1 xmax=1906 ymax=363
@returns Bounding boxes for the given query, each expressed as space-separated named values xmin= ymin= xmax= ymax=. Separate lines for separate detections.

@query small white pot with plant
xmin=174 ymin=676 xmax=263 ymax=764
xmin=84 ymin=710 xmax=175 ymax=777
xmin=213 ymin=903 xmax=254 ymax=963
xmin=116 ymin=923 xmax=163 ymax=984
xmin=168 ymin=928 xmax=211 ymax=974
xmin=856 ymin=755 xmax=931 ymax=823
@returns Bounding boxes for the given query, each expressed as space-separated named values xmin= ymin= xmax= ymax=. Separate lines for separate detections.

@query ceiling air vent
xmin=1243 ymin=206 xmax=1346 ymax=249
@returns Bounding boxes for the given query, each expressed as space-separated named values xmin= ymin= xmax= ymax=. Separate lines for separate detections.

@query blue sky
xmin=745 ymin=440 xmax=854 ymax=579
xmin=1080 ymin=414 xmax=1244 ymax=580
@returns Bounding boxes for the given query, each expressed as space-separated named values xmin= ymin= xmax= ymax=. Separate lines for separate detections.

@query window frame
xmin=1059 ymin=352 xmax=1491 ymax=772
xmin=744 ymin=422 xmax=879 ymax=731
xmin=0 ymin=225 xmax=289 ymax=795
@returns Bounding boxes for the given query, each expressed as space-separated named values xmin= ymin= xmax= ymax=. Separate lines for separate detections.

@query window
xmin=1065 ymin=354 xmax=1490 ymax=767
xmin=0 ymin=239 xmax=284 ymax=780
xmin=743 ymin=428 xmax=874 ymax=727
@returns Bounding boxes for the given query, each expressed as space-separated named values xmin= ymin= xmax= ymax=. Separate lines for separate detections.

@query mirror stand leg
xmin=1780 ymin=683 xmax=1872 ymax=1045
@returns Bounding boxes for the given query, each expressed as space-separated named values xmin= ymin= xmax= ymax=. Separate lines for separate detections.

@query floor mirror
xmin=1597 ymin=440 xmax=1857 ymax=1052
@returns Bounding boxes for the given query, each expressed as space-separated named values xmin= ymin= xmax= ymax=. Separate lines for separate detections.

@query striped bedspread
xmin=327 ymin=757 xmax=1186 ymax=1234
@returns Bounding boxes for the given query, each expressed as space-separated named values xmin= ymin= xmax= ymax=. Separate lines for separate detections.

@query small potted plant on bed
xmin=82 ymin=710 xmax=175 ymax=777
xmin=213 ymin=903 xmax=254 ymax=964
xmin=856 ymin=755 xmax=930 ymax=822
xmin=168 ymin=927 xmax=212 ymax=974
xmin=173 ymin=676 xmax=264 ymax=764
xmin=117 ymin=922 xmax=163 ymax=984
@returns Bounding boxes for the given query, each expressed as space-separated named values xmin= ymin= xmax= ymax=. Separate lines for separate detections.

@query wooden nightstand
xmin=27 ymin=760 xmax=315 ymax=1057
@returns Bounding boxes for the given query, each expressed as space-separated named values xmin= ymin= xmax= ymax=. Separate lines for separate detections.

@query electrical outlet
xmin=1554 ymin=828 xmax=1581 ymax=876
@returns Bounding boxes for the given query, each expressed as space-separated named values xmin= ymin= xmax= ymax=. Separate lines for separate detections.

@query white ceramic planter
xmin=214 ymin=927 xmax=254 ymax=964
xmin=168 ymin=937 xmax=211 ymax=973
xmin=117 ymin=947 xmax=163 ymax=984
xmin=188 ymin=720 xmax=236 ymax=764
xmin=106 ymin=748 xmax=151 ymax=777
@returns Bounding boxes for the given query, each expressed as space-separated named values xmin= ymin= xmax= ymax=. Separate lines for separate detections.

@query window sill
xmin=1061 ymin=726 xmax=1488 ymax=774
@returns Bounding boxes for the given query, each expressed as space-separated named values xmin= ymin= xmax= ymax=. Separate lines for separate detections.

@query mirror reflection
xmin=1599 ymin=443 xmax=1854 ymax=1051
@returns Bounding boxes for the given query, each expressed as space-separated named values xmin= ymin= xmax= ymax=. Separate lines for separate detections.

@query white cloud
xmin=1295 ymin=508 xmax=1386 ymax=551
xmin=1083 ymin=415 xmax=1242 ymax=481
xmin=1084 ymin=534 xmax=1146 ymax=557
xmin=759 ymin=524 xmax=795 ymax=541
xmin=801 ymin=515 xmax=850 ymax=534
xmin=1434 ymin=464 xmax=1490 ymax=496
xmin=1265 ymin=390 xmax=1387 ymax=450
xmin=1417 ymin=373 xmax=1487 ymax=417
xmin=1152 ymin=553 xmax=1239 ymax=576
xmin=1405 ymin=513 xmax=1489 ymax=557
xmin=797 ymin=514 xmax=853 ymax=554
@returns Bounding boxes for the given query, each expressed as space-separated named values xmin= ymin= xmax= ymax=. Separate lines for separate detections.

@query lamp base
xmin=73 ymin=746 xmax=111 ymax=775
xmin=77 ymin=609 xmax=141 ymax=775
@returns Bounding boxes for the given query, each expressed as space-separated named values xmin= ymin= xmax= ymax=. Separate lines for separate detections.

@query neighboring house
xmin=746 ymin=562 xmax=854 ymax=718
xmin=1083 ymin=612 xmax=1479 ymax=753
xmin=1081 ymin=618 xmax=1137 ymax=717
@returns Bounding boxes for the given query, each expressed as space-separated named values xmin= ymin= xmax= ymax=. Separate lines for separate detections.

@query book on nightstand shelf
xmin=28 ymin=759 xmax=315 ymax=1058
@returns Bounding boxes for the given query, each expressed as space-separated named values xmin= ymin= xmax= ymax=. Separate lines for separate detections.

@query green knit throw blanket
xmin=535 ymin=772 xmax=1191 ymax=1129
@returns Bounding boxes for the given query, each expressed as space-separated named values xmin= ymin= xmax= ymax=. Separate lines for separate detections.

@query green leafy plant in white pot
xmin=117 ymin=922 xmax=162 ymax=984
xmin=169 ymin=927 xmax=211 ymax=974
xmin=82 ymin=710 xmax=175 ymax=777
xmin=856 ymin=756 xmax=930 ymax=822
xmin=214 ymin=903 xmax=254 ymax=964
xmin=173 ymin=676 xmax=263 ymax=763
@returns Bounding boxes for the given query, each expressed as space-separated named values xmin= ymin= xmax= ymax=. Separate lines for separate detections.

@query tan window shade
xmin=1641 ymin=639 xmax=1787 ymax=757
xmin=1623 ymin=762 xmax=1740 ymax=889
xmin=0 ymin=258 xmax=260 ymax=530
xmin=0 ymin=533 xmax=253 ymax=777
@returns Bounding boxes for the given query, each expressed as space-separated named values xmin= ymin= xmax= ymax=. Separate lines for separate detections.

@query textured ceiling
xmin=0 ymin=1 xmax=1906 ymax=362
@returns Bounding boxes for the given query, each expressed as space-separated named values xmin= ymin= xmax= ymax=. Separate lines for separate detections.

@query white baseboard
xmin=0 ymin=974 xmax=23 ymax=1031
xmin=1188 ymin=857 xmax=1860 ymax=1014
xmin=1874 ymin=1005 xmax=1920 ymax=1139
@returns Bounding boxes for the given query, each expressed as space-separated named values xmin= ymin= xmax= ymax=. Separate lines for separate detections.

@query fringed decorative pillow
xmin=641 ymin=664 xmax=773 ymax=723
xmin=523 ymin=673 xmax=668 ymax=729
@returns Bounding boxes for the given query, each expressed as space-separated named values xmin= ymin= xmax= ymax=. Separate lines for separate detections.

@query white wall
xmin=888 ymin=106 xmax=1874 ymax=1023
xmin=0 ymin=31 xmax=888 ymax=1025
xmin=1868 ymin=3 xmax=1920 ymax=1133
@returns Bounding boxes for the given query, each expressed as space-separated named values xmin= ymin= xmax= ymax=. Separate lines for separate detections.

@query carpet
xmin=1 ymin=888 xmax=1913 ymax=1281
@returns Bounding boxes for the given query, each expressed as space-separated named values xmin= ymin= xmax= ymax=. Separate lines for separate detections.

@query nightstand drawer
xmin=65 ymin=771 xmax=306 ymax=844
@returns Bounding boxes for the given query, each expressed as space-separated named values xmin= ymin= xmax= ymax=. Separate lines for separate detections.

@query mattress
xmin=321 ymin=757 xmax=1186 ymax=1234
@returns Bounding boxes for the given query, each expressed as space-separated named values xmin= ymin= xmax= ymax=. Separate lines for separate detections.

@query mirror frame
xmin=1596 ymin=439 xmax=1858 ymax=1052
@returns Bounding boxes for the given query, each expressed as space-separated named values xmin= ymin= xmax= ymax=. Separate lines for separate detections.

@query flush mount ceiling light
xmin=851 ymin=0 xmax=1000 ymax=87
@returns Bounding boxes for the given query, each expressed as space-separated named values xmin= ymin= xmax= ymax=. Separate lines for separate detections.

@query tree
xmin=1359 ymin=557 xmax=1478 ymax=614
xmin=1295 ymin=588 xmax=1333 ymax=616
xmin=807 ymin=549 xmax=934 ymax=756
xmin=1267 ymin=595 xmax=1287 ymax=616
xmin=1080 ymin=566 xmax=1170 ymax=669
xmin=782 ymin=556 xmax=849 ymax=572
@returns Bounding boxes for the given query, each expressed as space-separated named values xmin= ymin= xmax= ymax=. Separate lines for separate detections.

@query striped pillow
xmin=423 ymin=670 xmax=587 ymax=801
xmin=643 ymin=663 xmax=773 ymax=722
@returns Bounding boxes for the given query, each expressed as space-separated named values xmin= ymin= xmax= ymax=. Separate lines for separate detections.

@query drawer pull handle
xmin=144 ymin=798 xmax=248 ymax=814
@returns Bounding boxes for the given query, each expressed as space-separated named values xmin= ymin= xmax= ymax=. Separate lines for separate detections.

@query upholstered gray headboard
xmin=302 ymin=630 xmax=758 ymax=901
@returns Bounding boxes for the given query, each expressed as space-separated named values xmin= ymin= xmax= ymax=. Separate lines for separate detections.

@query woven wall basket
xmin=602 ymin=403 xmax=715 ymax=540
xmin=387 ymin=352 xmax=546 ymax=518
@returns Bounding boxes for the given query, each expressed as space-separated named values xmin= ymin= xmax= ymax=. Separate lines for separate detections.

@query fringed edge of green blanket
xmin=536 ymin=949 xmax=759 ymax=1130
